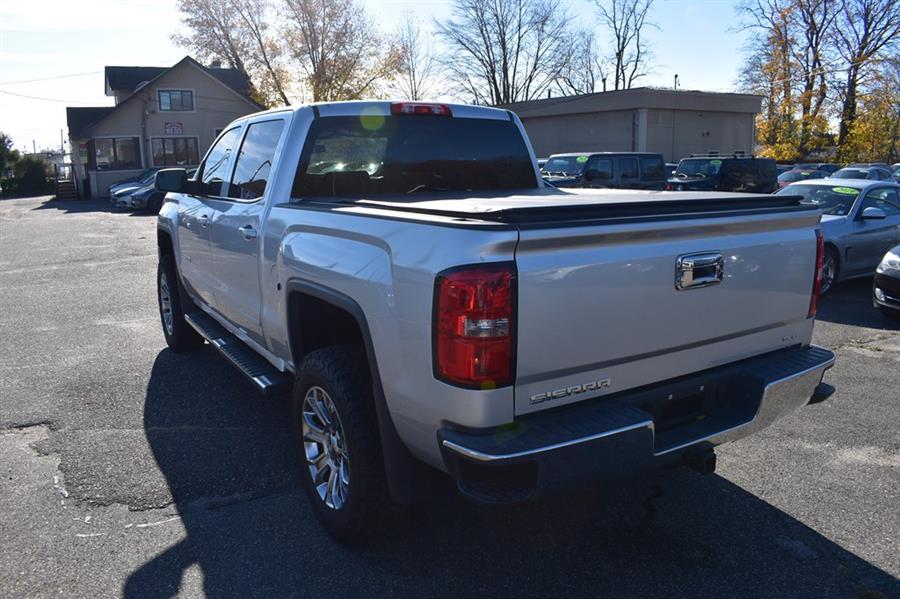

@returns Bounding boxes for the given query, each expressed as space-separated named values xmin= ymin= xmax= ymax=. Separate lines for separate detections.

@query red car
xmin=777 ymin=168 xmax=827 ymax=188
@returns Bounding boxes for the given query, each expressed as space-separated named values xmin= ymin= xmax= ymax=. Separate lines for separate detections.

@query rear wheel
xmin=157 ymin=255 xmax=204 ymax=352
xmin=292 ymin=346 xmax=390 ymax=542
xmin=820 ymin=246 xmax=839 ymax=295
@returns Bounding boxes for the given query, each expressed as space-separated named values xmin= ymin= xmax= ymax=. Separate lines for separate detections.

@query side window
xmin=228 ymin=120 xmax=285 ymax=201
xmin=862 ymin=188 xmax=900 ymax=216
xmin=585 ymin=157 xmax=613 ymax=180
xmin=619 ymin=157 xmax=638 ymax=179
xmin=640 ymin=157 xmax=665 ymax=179
xmin=199 ymin=127 xmax=241 ymax=196
xmin=725 ymin=161 xmax=744 ymax=180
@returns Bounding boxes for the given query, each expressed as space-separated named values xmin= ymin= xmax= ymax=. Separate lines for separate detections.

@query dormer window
xmin=158 ymin=90 xmax=193 ymax=112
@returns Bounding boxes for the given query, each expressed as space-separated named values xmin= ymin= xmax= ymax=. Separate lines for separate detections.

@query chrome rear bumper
xmin=439 ymin=345 xmax=835 ymax=502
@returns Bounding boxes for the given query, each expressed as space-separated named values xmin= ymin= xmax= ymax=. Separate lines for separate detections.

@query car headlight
xmin=877 ymin=250 xmax=900 ymax=274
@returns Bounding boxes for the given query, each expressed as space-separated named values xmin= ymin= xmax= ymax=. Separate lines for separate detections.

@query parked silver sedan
xmin=776 ymin=179 xmax=900 ymax=293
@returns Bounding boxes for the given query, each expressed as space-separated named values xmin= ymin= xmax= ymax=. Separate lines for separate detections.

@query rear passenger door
xmin=208 ymin=116 xmax=287 ymax=342
xmin=617 ymin=157 xmax=640 ymax=189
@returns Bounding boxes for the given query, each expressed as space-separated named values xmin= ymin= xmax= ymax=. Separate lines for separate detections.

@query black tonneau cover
xmin=306 ymin=188 xmax=811 ymax=225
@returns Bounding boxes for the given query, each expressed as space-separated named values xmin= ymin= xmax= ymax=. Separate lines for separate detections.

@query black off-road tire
xmin=292 ymin=345 xmax=391 ymax=542
xmin=157 ymin=255 xmax=204 ymax=352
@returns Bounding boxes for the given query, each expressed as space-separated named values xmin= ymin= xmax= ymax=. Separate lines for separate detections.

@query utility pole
xmin=674 ymin=74 xmax=679 ymax=91
xmin=32 ymin=139 xmax=36 ymax=154
xmin=60 ymin=129 xmax=64 ymax=157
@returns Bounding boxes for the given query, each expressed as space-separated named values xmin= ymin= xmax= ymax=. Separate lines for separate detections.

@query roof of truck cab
xmin=236 ymin=101 xmax=513 ymax=121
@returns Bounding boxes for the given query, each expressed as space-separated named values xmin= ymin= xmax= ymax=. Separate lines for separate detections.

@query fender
xmin=285 ymin=278 xmax=428 ymax=504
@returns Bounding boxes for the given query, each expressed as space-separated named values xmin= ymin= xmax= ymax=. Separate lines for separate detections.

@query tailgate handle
xmin=676 ymin=252 xmax=724 ymax=290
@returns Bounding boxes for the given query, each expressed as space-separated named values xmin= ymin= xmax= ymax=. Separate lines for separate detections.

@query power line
xmin=0 ymin=70 xmax=102 ymax=86
xmin=0 ymin=89 xmax=105 ymax=105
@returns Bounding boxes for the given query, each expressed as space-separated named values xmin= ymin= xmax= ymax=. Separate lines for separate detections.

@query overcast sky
xmin=0 ymin=0 xmax=747 ymax=153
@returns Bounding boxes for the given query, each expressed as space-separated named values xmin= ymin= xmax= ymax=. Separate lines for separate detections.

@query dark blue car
xmin=667 ymin=155 xmax=778 ymax=194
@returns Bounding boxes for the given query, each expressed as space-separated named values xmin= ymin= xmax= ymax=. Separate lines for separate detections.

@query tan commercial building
xmin=502 ymin=88 xmax=762 ymax=162
xmin=66 ymin=56 xmax=261 ymax=198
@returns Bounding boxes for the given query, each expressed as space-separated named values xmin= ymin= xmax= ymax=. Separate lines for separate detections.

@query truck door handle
xmin=675 ymin=252 xmax=724 ymax=290
xmin=238 ymin=225 xmax=258 ymax=240
xmin=197 ymin=214 xmax=209 ymax=228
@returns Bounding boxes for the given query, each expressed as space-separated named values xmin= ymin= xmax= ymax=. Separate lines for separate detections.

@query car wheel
xmin=157 ymin=255 xmax=204 ymax=352
xmin=820 ymin=246 xmax=839 ymax=295
xmin=292 ymin=346 xmax=390 ymax=542
xmin=145 ymin=194 xmax=162 ymax=214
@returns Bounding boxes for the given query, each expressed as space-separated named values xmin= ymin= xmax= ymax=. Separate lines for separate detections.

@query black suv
xmin=667 ymin=155 xmax=778 ymax=193
xmin=542 ymin=152 xmax=667 ymax=190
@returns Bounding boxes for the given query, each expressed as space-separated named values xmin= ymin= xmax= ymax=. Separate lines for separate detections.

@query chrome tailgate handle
xmin=676 ymin=252 xmax=724 ymax=290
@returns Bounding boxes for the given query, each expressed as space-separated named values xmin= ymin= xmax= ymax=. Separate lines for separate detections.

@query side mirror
xmin=155 ymin=168 xmax=199 ymax=194
xmin=861 ymin=206 xmax=887 ymax=220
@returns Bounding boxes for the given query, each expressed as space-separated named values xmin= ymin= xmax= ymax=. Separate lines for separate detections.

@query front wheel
xmin=292 ymin=346 xmax=390 ymax=542
xmin=820 ymin=246 xmax=839 ymax=295
xmin=157 ymin=255 xmax=204 ymax=352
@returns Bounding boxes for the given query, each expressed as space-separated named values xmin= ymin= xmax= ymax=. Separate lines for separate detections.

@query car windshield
xmin=832 ymin=168 xmax=868 ymax=179
xmin=777 ymin=184 xmax=860 ymax=216
xmin=542 ymin=156 xmax=589 ymax=177
xmin=675 ymin=158 xmax=723 ymax=178
xmin=293 ymin=115 xmax=536 ymax=198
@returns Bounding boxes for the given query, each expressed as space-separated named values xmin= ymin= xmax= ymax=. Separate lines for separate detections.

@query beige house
xmin=67 ymin=57 xmax=262 ymax=198
xmin=502 ymin=88 xmax=762 ymax=162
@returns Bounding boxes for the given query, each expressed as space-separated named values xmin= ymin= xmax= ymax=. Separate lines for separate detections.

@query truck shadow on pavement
xmin=124 ymin=347 xmax=899 ymax=598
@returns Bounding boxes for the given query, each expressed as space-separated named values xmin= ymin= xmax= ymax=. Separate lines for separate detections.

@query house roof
xmin=66 ymin=106 xmax=116 ymax=139
xmin=67 ymin=57 xmax=262 ymax=139
xmin=104 ymin=57 xmax=257 ymax=104
xmin=105 ymin=56 xmax=251 ymax=100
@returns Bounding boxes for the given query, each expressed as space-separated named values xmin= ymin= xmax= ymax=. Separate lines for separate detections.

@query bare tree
xmin=593 ymin=0 xmax=655 ymax=90
xmin=232 ymin=0 xmax=292 ymax=105
xmin=556 ymin=29 xmax=608 ymax=94
xmin=281 ymin=0 xmax=403 ymax=102
xmin=833 ymin=0 xmax=900 ymax=148
xmin=391 ymin=12 xmax=438 ymax=101
xmin=173 ymin=0 xmax=254 ymax=78
xmin=174 ymin=0 xmax=292 ymax=107
xmin=792 ymin=0 xmax=837 ymax=155
xmin=738 ymin=0 xmax=837 ymax=157
xmin=434 ymin=0 xmax=573 ymax=105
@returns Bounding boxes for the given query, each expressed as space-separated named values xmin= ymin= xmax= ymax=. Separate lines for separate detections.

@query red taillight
xmin=434 ymin=265 xmax=514 ymax=389
xmin=808 ymin=229 xmax=825 ymax=318
xmin=391 ymin=102 xmax=452 ymax=116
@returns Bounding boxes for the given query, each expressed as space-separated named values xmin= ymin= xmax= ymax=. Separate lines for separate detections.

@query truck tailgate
xmin=514 ymin=207 xmax=821 ymax=415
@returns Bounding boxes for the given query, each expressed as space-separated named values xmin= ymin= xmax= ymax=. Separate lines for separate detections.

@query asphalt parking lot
xmin=1 ymin=195 xmax=898 ymax=598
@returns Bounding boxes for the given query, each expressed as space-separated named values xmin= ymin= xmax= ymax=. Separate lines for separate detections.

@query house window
xmin=151 ymin=137 xmax=200 ymax=167
xmin=90 ymin=137 xmax=141 ymax=170
xmin=158 ymin=90 xmax=194 ymax=112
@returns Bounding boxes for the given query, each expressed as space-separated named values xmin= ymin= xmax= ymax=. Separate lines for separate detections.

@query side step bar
xmin=185 ymin=311 xmax=291 ymax=398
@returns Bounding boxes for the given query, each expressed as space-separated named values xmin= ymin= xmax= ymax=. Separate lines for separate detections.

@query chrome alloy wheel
xmin=302 ymin=386 xmax=350 ymax=510
xmin=159 ymin=272 xmax=175 ymax=336
xmin=821 ymin=251 xmax=836 ymax=294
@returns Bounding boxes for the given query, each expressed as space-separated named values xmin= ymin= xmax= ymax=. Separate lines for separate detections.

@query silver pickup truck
xmin=155 ymin=101 xmax=835 ymax=540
